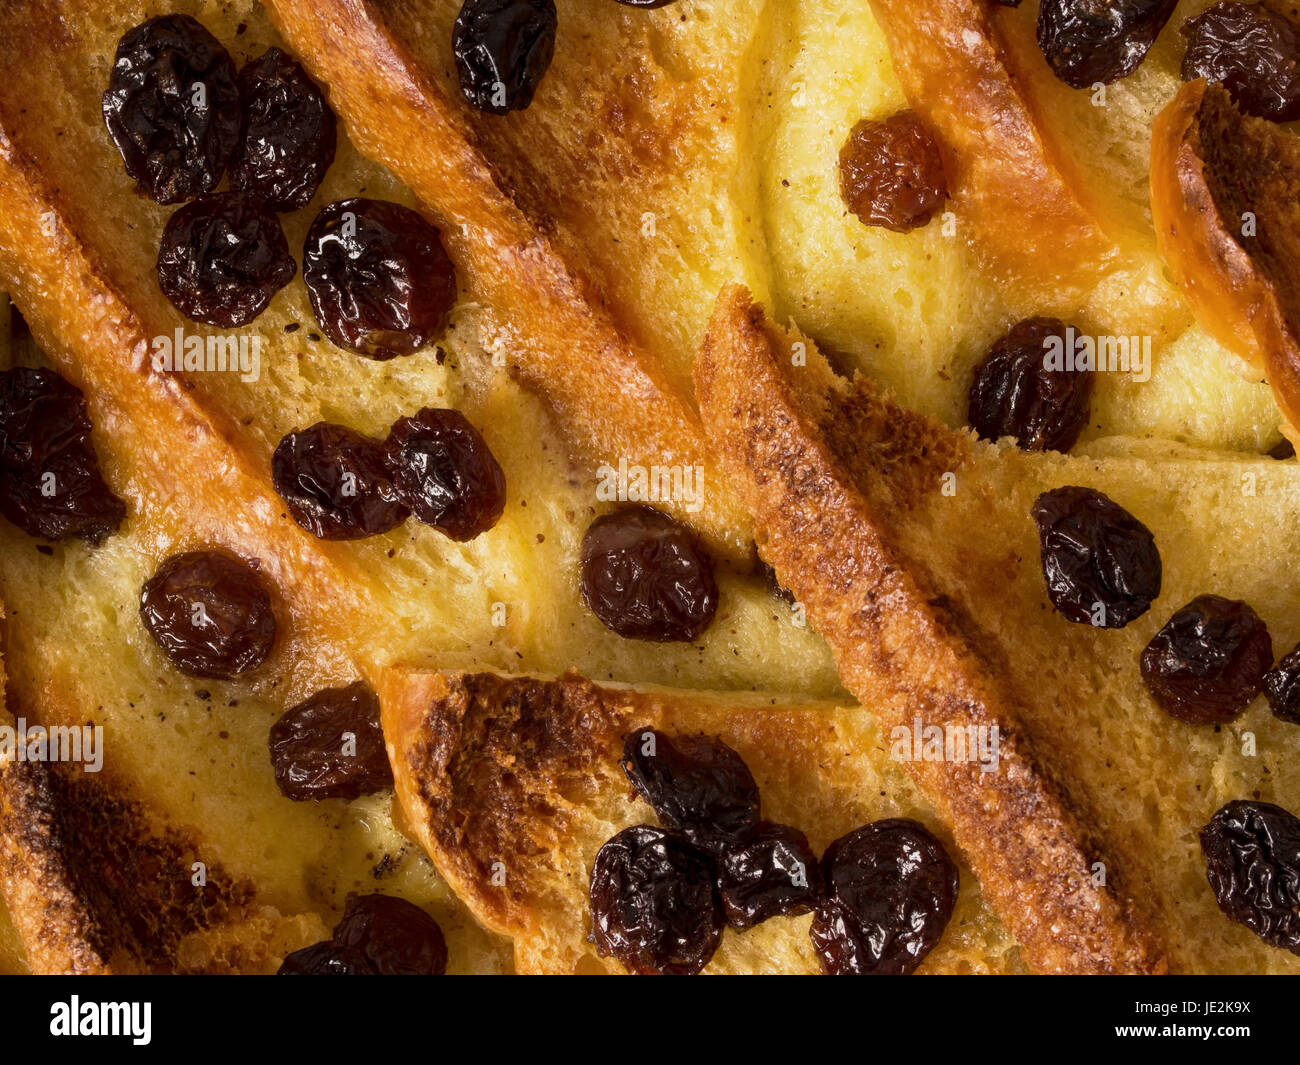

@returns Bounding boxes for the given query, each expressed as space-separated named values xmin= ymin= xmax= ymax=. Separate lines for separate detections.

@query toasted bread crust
xmin=695 ymin=286 xmax=1166 ymax=974
xmin=867 ymin=0 xmax=1117 ymax=302
xmin=1151 ymin=79 xmax=1300 ymax=438
xmin=266 ymin=0 xmax=752 ymax=563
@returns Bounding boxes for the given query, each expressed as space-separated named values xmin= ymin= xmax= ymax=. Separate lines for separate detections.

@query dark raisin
xmin=272 ymin=423 xmax=408 ymax=540
xmin=1201 ymin=800 xmax=1300 ymax=954
xmin=332 ymin=894 xmax=448 ymax=975
xmin=580 ymin=506 xmax=718 ymax=642
xmin=588 ymin=825 xmax=723 ymax=975
xmin=838 ymin=112 xmax=948 ymax=233
xmin=278 ymin=894 xmax=448 ymax=974
xmin=0 ymin=367 xmax=125 ymax=543
xmin=968 ymin=317 xmax=1093 ymax=453
xmin=1037 ymin=0 xmax=1178 ymax=88
xmin=102 ymin=15 xmax=241 ymax=204
xmin=621 ymin=728 xmax=761 ymax=851
xmin=269 ymin=681 xmax=394 ymax=801
xmin=276 ymin=941 xmax=374 ymax=974
xmin=1031 ymin=486 xmax=1161 ymax=628
xmin=1265 ymin=644 xmax=1300 ymax=724
xmin=156 ymin=191 xmax=296 ymax=327
xmin=230 ymin=47 xmax=337 ymax=211
xmin=140 ymin=549 xmax=277 ymax=679
xmin=1182 ymin=3 xmax=1300 ymax=122
xmin=1141 ymin=595 xmax=1273 ymax=724
xmin=383 ymin=408 xmax=506 ymax=540
xmin=718 ymin=822 xmax=821 ymax=930
xmin=1270 ymin=437 xmax=1297 ymax=460
xmin=452 ymin=0 xmax=557 ymax=115
xmin=810 ymin=819 xmax=958 ymax=976
xmin=303 ymin=199 xmax=458 ymax=360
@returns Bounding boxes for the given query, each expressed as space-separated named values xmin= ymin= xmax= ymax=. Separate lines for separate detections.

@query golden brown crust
xmin=266 ymin=0 xmax=753 ymax=564
xmin=1150 ymin=79 xmax=1300 ymax=436
xmin=866 ymin=0 xmax=1117 ymax=303
xmin=694 ymin=286 xmax=1166 ymax=974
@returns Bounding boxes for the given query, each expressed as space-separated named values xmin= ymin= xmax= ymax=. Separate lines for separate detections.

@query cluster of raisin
xmin=272 ymin=407 xmax=506 ymax=543
xmin=588 ymin=728 xmax=958 ymax=975
xmin=106 ymin=17 xmax=458 ymax=355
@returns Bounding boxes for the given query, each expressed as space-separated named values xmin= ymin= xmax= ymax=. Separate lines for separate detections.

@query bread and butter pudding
xmin=0 ymin=0 xmax=1299 ymax=975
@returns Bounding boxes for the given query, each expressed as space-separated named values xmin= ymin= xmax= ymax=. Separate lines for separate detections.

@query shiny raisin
xmin=453 ymin=0 xmax=557 ymax=115
xmin=0 ymin=367 xmax=125 ymax=544
xmin=1264 ymin=644 xmax=1300 ymax=724
xmin=1182 ymin=3 xmax=1300 ymax=122
xmin=279 ymin=893 xmax=448 ymax=974
xmin=156 ymin=191 xmax=296 ymax=327
xmin=103 ymin=15 xmax=241 ymax=204
xmin=588 ymin=825 xmax=723 ymax=975
xmin=718 ymin=822 xmax=821 ymax=930
xmin=839 ymin=112 xmax=948 ymax=233
xmin=272 ymin=423 xmax=408 ymax=540
xmin=276 ymin=941 xmax=374 ymax=974
xmin=384 ymin=408 xmax=506 ymax=540
xmin=1037 ymin=0 xmax=1178 ymax=88
xmin=230 ymin=48 xmax=337 ymax=211
xmin=1141 ymin=595 xmax=1273 ymax=724
xmin=811 ymin=819 xmax=958 ymax=976
xmin=140 ymin=549 xmax=277 ymax=679
xmin=580 ymin=506 xmax=718 ymax=642
xmin=303 ymin=199 xmax=458 ymax=360
xmin=269 ymin=681 xmax=393 ymax=801
xmin=1031 ymin=486 xmax=1161 ymax=628
xmin=621 ymin=728 xmax=761 ymax=851
xmin=968 ymin=318 xmax=1093 ymax=453
xmin=1201 ymin=800 xmax=1300 ymax=954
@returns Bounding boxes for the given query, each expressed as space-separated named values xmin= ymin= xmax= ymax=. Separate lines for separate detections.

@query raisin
xmin=269 ymin=681 xmax=394 ymax=801
xmin=0 ymin=367 xmax=125 ymax=544
xmin=1141 ymin=595 xmax=1273 ymax=725
xmin=968 ymin=318 xmax=1093 ymax=453
xmin=1201 ymin=800 xmax=1300 ymax=954
xmin=304 ymin=199 xmax=458 ymax=360
xmin=272 ymin=423 xmax=408 ymax=541
xmin=588 ymin=825 xmax=723 ymax=975
xmin=839 ymin=112 xmax=948 ymax=233
xmin=621 ymin=728 xmax=761 ymax=851
xmin=1182 ymin=3 xmax=1300 ymax=122
xmin=156 ymin=191 xmax=296 ymax=327
xmin=333 ymin=894 xmax=448 ymax=975
xmin=384 ymin=408 xmax=506 ymax=540
xmin=810 ymin=819 xmax=958 ymax=976
xmin=1264 ymin=644 xmax=1300 ymax=724
xmin=276 ymin=941 xmax=374 ymax=974
xmin=278 ymin=894 xmax=448 ymax=974
xmin=1031 ymin=486 xmax=1161 ymax=628
xmin=1037 ymin=0 xmax=1178 ymax=88
xmin=230 ymin=47 xmax=337 ymax=211
xmin=452 ymin=0 xmax=557 ymax=115
xmin=718 ymin=822 xmax=821 ymax=930
xmin=580 ymin=506 xmax=718 ymax=642
xmin=140 ymin=549 xmax=277 ymax=679
xmin=102 ymin=15 xmax=241 ymax=204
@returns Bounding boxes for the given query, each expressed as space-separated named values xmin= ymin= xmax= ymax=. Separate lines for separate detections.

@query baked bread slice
xmin=379 ymin=666 xmax=1020 ymax=974
xmin=697 ymin=285 xmax=1300 ymax=974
